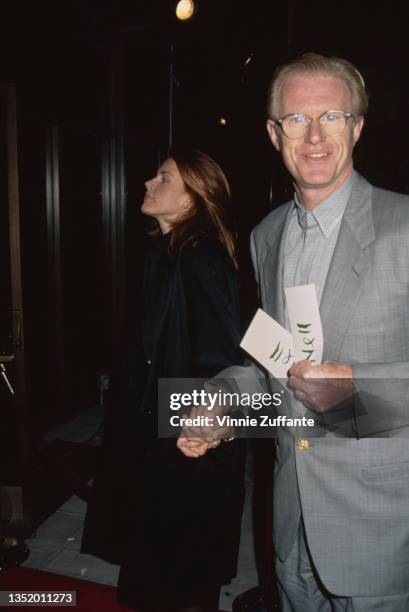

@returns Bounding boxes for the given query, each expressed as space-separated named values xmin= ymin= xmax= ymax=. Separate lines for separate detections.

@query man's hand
xmin=287 ymin=360 xmax=353 ymax=413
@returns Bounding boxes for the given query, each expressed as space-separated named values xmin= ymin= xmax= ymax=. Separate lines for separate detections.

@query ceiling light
xmin=175 ymin=0 xmax=197 ymax=21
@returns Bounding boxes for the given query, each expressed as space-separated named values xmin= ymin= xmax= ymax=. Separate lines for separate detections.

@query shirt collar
xmin=293 ymin=171 xmax=355 ymax=238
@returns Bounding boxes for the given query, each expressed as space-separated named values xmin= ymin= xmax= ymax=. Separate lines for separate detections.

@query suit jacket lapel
xmin=262 ymin=203 xmax=292 ymax=327
xmin=320 ymin=174 xmax=375 ymax=361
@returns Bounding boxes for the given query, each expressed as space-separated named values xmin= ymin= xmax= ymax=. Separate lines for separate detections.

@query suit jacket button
xmin=297 ymin=439 xmax=310 ymax=450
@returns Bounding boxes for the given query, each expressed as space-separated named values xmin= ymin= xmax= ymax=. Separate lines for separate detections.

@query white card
xmin=285 ymin=284 xmax=323 ymax=364
xmin=240 ymin=308 xmax=295 ymax=379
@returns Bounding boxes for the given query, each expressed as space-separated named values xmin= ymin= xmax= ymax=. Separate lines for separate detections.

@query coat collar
xmin=319 ymin=173 xmax=375 ymax=360
xmin=262 ymin=173 xmax=375 ymax=358
xmin=262 ymin=202 xmax=292 ymax=328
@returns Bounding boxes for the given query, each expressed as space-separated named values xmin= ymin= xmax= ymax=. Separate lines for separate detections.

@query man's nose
xmin=145 ymin=178 xmax=154 ymax=190
xmin=305 ymin=118 xmax=325 ymax=144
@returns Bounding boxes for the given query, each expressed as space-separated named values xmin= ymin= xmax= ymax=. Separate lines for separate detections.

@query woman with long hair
xmin=82 ymin=149 xmax=245 ymax=612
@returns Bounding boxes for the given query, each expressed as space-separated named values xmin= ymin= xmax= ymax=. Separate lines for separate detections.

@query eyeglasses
xmin=273 ymin=110 xmax=355 ymax=140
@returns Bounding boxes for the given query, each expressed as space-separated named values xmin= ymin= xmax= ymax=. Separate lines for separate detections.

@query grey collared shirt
xmin=283 ymin=172 xmax=355 ymax=418
xmin=283 ymin=171 xmax=356 ymax=328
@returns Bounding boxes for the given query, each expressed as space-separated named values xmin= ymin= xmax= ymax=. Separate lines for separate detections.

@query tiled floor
xmin=22 ymin=406 xmax=260 ymax=611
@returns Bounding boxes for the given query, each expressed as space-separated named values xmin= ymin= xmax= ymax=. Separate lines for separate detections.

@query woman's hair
xmin=267 ymin=52 xmax=369 ymax=119
xmin=149 ymin=148 xmax=238 ymax=268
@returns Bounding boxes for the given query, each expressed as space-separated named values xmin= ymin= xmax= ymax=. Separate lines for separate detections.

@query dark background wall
xmin=1 ymin=0 xmax=408 ymax=438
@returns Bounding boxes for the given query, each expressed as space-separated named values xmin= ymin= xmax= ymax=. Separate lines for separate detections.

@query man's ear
xmin=267 ymin=119 xmax=281 ymax=152
xmin=352 ymin=116 xmax=364 ymax=145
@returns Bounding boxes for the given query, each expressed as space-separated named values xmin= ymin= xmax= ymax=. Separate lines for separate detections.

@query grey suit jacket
xmin=221 ymin=173 xmax=409 ymax=596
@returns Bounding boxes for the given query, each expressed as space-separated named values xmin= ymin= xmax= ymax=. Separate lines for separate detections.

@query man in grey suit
xmin=178 ymin=53 xmax=409 ymax=611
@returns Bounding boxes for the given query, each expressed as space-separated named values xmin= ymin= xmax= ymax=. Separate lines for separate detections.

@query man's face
xmin=267 ymin=74 xmax=364 ymax=196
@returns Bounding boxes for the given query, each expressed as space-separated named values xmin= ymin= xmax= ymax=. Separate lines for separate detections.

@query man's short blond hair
xmin=267 ymin=52 xmax=369 ymax=119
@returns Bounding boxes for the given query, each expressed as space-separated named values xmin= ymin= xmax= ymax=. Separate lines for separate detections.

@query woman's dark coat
xmin=81 ymin=236 xmax=245 ymax=608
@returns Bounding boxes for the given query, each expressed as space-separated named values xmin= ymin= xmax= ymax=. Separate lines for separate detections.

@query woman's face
xmin=142 ymin=158 xmax=190 ymax=234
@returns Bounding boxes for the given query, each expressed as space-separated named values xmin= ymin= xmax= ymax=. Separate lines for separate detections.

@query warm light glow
xmin=244 ymin=53 xmax=254 ymax=67
xmin=175 ymin=0 xmax=197 ymax=21
xmin=219 ymin=117 xmax=227 ymax=126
